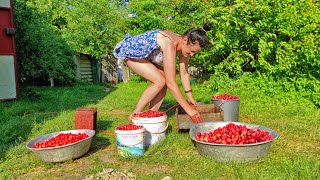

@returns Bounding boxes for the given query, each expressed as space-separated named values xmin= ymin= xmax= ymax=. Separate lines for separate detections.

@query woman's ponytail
xmin=202 ymin=22 xmax=212 ymax=32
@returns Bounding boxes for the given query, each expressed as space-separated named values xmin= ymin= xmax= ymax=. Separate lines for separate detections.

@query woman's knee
xmin=153 ymin=76 xmax=166 ymax=89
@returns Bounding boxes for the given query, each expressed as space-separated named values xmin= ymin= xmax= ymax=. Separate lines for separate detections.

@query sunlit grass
xmin=0 ymin=81 xmax=319 ymax=179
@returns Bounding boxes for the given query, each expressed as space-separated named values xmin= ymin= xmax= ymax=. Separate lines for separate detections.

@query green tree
xmin=14 ymin=0 xmax=76 ymax=85
xmin=28 ymin=0 xmax=128 ymax=59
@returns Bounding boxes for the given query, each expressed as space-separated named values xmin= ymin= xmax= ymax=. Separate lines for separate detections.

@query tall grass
xmin=0 ymin=80 xmax=319 ymax=179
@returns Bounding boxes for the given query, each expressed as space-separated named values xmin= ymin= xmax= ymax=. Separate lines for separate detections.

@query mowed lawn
xmin=0 ymin=81 xmax=319 ymax=179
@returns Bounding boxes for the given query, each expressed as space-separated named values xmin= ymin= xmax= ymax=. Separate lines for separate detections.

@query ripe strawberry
xmin=195 ymin=123 xmax=273 ymax=145
xmin=115 ymin=124 xmax=143 ymax=131
xmin=133 ymin=110 xmax=166 ymax=118
xmin=34 ymin=133 xmax=89 ymax=148
xmin=212 ymin=93 xmax=239 ymax=100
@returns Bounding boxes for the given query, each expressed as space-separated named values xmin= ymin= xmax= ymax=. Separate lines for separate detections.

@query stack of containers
xmin=132 ymin=110 xmax=168 ymax=146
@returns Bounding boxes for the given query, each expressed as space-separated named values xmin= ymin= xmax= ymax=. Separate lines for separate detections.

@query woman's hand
xmin=187 ymin=108 xmax=203 ymax=124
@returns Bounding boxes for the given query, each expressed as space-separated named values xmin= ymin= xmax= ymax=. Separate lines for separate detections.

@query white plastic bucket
xmin=115 ymin=127 xmax=145 ymax=157
xmin=132 ymin=115 xmax=168 ymax=146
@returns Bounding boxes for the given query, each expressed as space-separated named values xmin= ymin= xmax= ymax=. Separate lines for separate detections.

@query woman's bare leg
xmin=149 ymin=68 xmax=167 ymax=111
xmin=125 ymin=59 xmax=166 ymax=119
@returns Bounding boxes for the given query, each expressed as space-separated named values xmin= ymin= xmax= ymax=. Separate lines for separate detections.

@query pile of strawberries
xmin=34 ymin=133 xmax=89 ymax=148
xmin=196 ymin=123 xmax=273 ymax=145
xmin=133 ymin=110 xmax=166 ymax=118
xmin=115 ymin=124 xmax=144 ymax=131
xmin=212 ymin=93 xmax=239 ymax=100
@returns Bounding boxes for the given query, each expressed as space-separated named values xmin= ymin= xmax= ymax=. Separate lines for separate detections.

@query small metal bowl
xmin=189 ymin=122 xmax=279 ymax=162
xmin=26 ymin=129 xmax=95 ymax=163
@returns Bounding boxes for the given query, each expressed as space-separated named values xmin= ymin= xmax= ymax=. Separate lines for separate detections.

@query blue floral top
xmin=113 ymin=29 xmax=164 ymax=65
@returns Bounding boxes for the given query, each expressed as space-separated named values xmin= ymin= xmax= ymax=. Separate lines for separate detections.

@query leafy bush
xmin=203 ymin=72 xmax=319 ymax=107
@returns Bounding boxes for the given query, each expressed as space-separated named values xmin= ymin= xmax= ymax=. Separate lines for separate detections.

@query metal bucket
xmin=26 ymin=129 xmax=95 ymax=163
xmin=189 ymin=122 xmax=279 ymax=162
xmin=212 ymin=99 xmax=239 ymax=122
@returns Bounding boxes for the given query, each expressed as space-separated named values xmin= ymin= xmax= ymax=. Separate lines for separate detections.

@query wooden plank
xmin=80 ymin=66 xmax=91 ymax=70
xmin=80 ymin=64 xmax=91 ymax=68
xmin=175 ymin=104 xmax=224 ymax=129
xmin=101 ymin=55 xmax=118 ymax=84
xmin=80 ymin=61 xmax=91 ymax=65
xmin=80 ymin=65 xmax=91 ymax=70
xmin=81 ymin=78 xmax=93 ymax=82
xmin=82 ymin=69 xmax=92 ymax=72
xmin=121 ymin=63 xmax=129 ymax=82
xmin=81 ymin=71 xmax=92 ymax=75
xmin=80 ymin=70 xmax=91 ymax=74
xmin=81 ymin=75 xmax=93 ymax=78
xmin=81 ymin=73 xmax=92 ymax=76
xmin=80 ymin=69 xmax=92 ymax=73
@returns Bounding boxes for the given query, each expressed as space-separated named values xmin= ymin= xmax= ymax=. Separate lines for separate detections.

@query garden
xmin=0 ymin=80 xmax=319 ymax=179
xmin=0 ymin=0 xmax=319 ymax=179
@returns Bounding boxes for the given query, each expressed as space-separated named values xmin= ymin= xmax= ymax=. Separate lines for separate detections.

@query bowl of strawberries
xmin=189 ymin=122 xmax=278 ymax=162
xmin=26 ymin=129 xmax=95 ymax=163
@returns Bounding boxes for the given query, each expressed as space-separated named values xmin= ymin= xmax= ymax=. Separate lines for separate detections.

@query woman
xmin=113 ymin=22 xmax=212 ymax=123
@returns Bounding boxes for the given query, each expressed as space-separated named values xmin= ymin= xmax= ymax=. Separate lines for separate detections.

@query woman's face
xmin=181 ymin=38 xmax=202 ymax=58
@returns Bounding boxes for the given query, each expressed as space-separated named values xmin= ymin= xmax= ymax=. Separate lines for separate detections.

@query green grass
xmin=0 ymin=81 xmax=319 ymax=179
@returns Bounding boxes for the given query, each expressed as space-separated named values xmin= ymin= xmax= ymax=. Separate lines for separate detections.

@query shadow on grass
xmin=87 ymin=119 xmax=115 ymax=154
xmin=88 ymin=136 xmax=111 ymax=156
xmin=96 ymin=119 xmax=113 ymax=131
xmin=0 ymin=84 xmax=116 ymax=160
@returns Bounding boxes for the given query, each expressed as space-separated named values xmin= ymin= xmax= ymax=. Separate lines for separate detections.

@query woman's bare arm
xmin=179 ymin=56 xmax=197 ymax=105
xmin=158 ymin=38 xmax=197 ymax=117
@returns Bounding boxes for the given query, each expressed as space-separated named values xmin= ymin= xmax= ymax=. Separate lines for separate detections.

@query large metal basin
xmin=26 ymin=129 xmax=95 ymax=163
xmin=189 ymin=122 xmax=279 ymax=162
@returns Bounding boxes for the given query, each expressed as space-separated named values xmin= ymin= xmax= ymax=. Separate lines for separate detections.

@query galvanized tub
xmin=26 ymin=129 xmax=95 ymax=163
xmin=212 ymin=99 xmax=240 ymax=122
xmin=189 ymin=122 xmax=279 ymax=162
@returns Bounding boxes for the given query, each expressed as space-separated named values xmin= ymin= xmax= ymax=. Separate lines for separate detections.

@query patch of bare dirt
xmin=83 ymin=168 xmax=136 ymax=180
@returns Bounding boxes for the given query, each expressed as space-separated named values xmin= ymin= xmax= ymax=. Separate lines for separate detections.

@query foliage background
xmin=13 ymin=0 xmax=319 ymax=106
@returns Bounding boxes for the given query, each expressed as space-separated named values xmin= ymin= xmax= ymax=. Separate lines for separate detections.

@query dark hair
xmin=182 ymin=22 xmax=212 ymax=48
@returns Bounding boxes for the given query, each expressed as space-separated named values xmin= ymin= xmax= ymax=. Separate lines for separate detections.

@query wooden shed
xmin=74 ymin=53 xmax=135 ymax=84
xmin=0 ymin=0 xmax=18 ymax=100
xmin=74 ymin=53 xmax=98 ymax=83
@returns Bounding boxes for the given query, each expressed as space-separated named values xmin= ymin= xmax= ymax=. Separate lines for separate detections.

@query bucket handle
xmin=147 ymin=122 xmax=169 ymax=134
xmin=216 ymin=101 xmax=225 ymax=108
xmin=214 ymin=101 xmax=225 ymax=112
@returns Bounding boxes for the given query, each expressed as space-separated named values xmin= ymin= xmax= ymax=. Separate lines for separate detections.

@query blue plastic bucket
xmin=115 ymin=127 xmax=145 ymax=157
